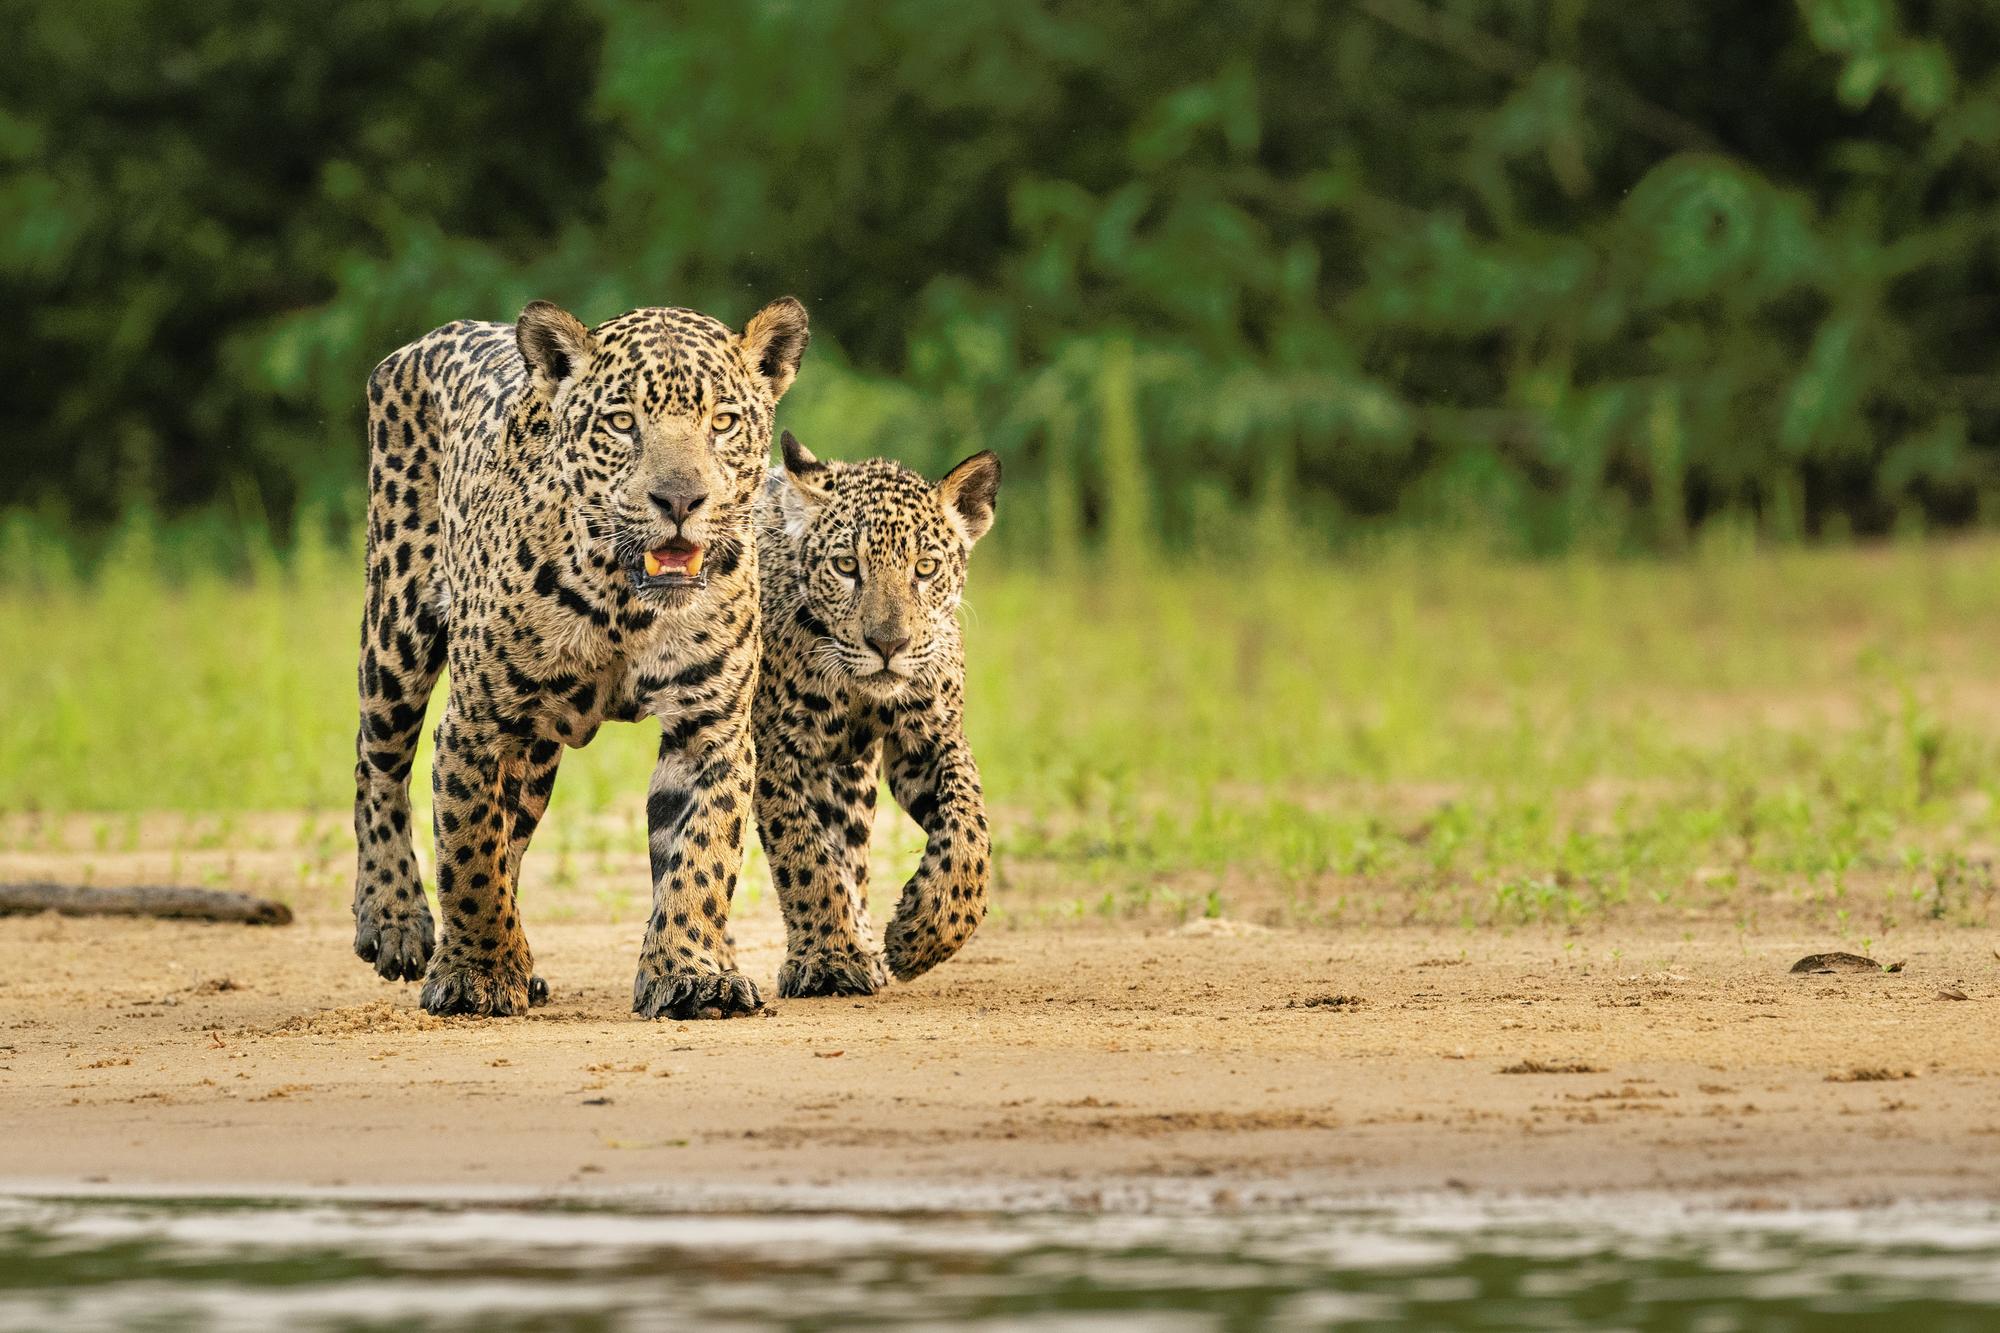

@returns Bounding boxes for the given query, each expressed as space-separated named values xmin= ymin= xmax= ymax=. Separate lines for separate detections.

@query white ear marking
xmin=782 ymin=504 xmax=812 ymax=544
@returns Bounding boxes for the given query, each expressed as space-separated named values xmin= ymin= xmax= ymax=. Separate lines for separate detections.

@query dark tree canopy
xmin=5 ymin=0 xmax=2000 ymax=554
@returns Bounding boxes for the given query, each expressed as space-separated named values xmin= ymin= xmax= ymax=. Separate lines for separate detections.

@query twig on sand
xmin=0 ymin=883 xmax=293 ymax=925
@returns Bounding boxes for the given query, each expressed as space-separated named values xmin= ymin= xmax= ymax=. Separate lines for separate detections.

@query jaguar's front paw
xmin=885 ymin=911 xmax=977 ymax=982
xmin=419 ymin=948 xmax=533 ymax=1017
xmin=778 ymin=944 xmax=888 ymax=998
xmin=632 ymin=962 xmax=763 ymax=1020
xmin=353 ymin=899 xmax=436 ymax=983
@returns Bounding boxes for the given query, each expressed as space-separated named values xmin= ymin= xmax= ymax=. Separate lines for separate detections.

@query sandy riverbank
xmin=3 ymin=862 xmax=1996 ymax=1206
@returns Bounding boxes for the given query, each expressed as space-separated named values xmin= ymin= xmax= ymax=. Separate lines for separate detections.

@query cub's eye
xmin=711 ymin=411 xmax=740 ymax=435
xmin=606 ymin=410 xmax=637 ymax=433
xmin=831 ymin=555 xmax=859 ymax=578
xmin=914 ymin=556 xmax=940 ymax=579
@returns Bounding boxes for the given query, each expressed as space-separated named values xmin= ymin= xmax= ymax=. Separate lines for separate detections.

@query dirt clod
xmin=1498 ymin=1059 xmax=1604 ymax=1074
xmin=1790 ymin=952 xmax=1897 ymax=974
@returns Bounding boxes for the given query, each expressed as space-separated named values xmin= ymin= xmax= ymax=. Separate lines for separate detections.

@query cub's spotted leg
xmin=831 ymin=750 xmax=885 ymax=973
xmin=418 ymin=710 xmax=535 ymax=1016
xmin=882 ymin=730 xmax=991 ymax=981
xmin=505 ymin=738 xmax=563 ymax=1008
xmin=633 ymin=732 xmax=762 ymax=1020
xmin=757 ymin=745 xmax=889 ymax=998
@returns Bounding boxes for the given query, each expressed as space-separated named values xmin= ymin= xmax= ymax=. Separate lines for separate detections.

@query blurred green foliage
xmin=6 ymin=0 xmax=2000 ymax=556
xmin=8 ymin=534 xmax=2000 ymax=934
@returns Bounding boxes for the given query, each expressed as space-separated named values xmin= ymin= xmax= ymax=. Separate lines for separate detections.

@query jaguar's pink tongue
xmin=643 ymin=544 xmax=703 ymax=578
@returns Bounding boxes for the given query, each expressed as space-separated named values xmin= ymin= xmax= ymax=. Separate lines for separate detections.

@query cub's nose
xmin=867 ymin=632 xmax=911 ymax=664
xmin=649 ymin=488 xmax=708 ymax=524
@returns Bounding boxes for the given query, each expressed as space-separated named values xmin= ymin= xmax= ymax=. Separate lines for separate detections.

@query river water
xmin=4 ymin=1191 xmax=1999 ymax=1330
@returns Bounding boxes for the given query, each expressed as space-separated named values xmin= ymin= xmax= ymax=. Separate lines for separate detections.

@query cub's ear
xmin=741 ymin=296 xmax=810 ymax=399
xmin=778 ymin=431 xmax=836 ymax=509
xmin=937 ymin=450 xmax=1002 ymax=546
xmin=516 ymin=301 xmax=595 ymax=404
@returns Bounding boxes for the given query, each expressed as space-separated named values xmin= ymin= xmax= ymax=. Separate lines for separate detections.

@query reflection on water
xmin=2 ymin=1193 xmax=1999 ymax=1330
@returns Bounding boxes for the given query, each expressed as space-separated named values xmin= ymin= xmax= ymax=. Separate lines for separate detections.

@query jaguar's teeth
xmin=643 ymin=550 xmax=666 ymax=577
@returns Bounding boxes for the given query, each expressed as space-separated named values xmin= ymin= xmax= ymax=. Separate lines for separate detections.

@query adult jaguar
xmin=351 ymin=298 xmax=808 ymax=1019
xmin=752 ymin=432 xmax=1000 ymax=997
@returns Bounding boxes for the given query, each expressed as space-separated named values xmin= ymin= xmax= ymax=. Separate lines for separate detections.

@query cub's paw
xmin=633 ymin=964 xmax=763 ymax=1020
xmin=419 ymin=950 xmax=533 ymax=1017
xmin=778 ymin=945 xmax=888 ymax=998
xmin=884 ymin=916 xmax=968 ymax=983
xmin=353 ymin=900 xmax=435 ymax=983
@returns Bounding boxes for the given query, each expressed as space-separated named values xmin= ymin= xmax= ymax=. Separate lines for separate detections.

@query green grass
xmin=6 ymin=525 xmax=2000 ymax=934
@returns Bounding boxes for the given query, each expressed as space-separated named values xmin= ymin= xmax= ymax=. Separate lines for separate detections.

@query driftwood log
xmin=0 ymin=883 xmax=293 ymax=925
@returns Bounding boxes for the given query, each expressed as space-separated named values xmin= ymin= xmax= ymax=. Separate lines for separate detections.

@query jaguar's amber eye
xmin=711 ymin=411 xmax=740 ymax=434
xmin=832 ymin=555 xmax=859 ymax=578
xmin=606 ymin=410 xmax=637 ymax=433
xmin=914 ymin=556 xmax=940 ymax=579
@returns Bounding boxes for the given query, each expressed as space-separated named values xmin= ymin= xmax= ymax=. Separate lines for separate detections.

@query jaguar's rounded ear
xmin=517 ymin=301 xmax=595 ymax=404
xmin=776 ymin=431 xmax=835 ymax=539
xmin=779 ymin=431 xmax=835 ymax=506
xmin=937 ymin=450 xmax=1001 ymax=546
xmin=741 ymin=297 xmax=810 ymax=400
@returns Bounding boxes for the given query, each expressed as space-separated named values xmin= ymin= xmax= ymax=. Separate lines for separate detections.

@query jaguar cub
xmin=752 ymin=433 xmax=1001 ymax=997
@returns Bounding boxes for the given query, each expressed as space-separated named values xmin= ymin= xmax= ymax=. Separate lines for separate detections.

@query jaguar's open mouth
xmin=627 ymin=538 xmax=706 ymax=597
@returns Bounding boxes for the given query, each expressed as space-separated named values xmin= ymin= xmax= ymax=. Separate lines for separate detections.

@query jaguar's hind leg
xmin=352 ymin=351 xmax=446 ymax=982
xmin=505 ymin=739 xmax=562 ymax=1007
xmin=419 ymin=708 xmax=535 ymax=1017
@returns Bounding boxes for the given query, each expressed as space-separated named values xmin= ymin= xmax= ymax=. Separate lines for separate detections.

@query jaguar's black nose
xmin=649 ymin=489 xmax=708 ymax=524
xmin=867 ymin=632 xmax=911 ymax=663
